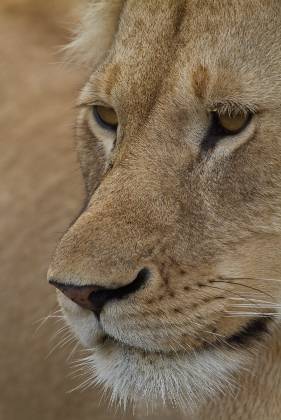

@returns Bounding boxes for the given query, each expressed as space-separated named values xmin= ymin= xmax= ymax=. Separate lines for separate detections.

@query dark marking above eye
xmin=192 ymin=64 xmax=210 ymax=99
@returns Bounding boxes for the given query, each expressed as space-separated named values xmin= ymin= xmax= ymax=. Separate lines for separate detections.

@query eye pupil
xmin=93 ymin=105 xmax=118 ymax=130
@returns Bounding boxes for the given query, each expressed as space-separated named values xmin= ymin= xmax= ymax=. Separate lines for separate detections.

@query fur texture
xmin=49 ymin=1 xmax=281 ymax=418
xmin=65 ymin=0 xmax=124 ymax=68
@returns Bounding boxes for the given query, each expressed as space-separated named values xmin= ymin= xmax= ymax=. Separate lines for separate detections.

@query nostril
xmin=49 ymin=279 xmax=102 ymax=311
xmin=89 ymin=267 xmax=150 ymax=307
xmin=49 ymin=268 xmax=150 ymax=316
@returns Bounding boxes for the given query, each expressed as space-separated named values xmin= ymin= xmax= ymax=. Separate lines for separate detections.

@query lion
xmin=48 ymin=1 xmax=281 ymax=418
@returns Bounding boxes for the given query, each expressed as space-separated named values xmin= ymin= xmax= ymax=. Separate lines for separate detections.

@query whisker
xmin=46 ymin=333 xmax=75 ymax=359
xmin=224 ymin=276 xmax=281 ymax=283
xmin=231 ymin=303 xmax=281 ymax=309
xmin=229 ymin=297 xmax=277 ymax=305
xmin=215 ymin=279 xmax=274 ymax=300
xmin=67 ymin=374 xmax=95 ymax=393
xmin=33 ymin=309 xmax=64 ymax=334
xmin=50 ymin=325 xmax=70 ymax=342
xmin=205 ymin=284 xmax=263 ymax=308
xmin=191 ymin=320 xmax=225 ymax=340
xmin=224 ymin=311 xmax=278 ymax=317
xmin=67 ymin=341 xmax=80 ymax=362
xmin=33 ymin=308 xmax=63 ymax=325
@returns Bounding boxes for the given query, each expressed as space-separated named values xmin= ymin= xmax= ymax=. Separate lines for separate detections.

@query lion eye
xmin=93 ymin=105 xmax=118 ymax=130
xmin=215 ymin=112 xmax=250 ymax=135
xmin=202 ymin=110 xmax=253 ymax=151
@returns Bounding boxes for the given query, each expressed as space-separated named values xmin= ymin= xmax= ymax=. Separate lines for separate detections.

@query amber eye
xmin=93 ymin=105 xmax=118 ymax=130
xmin=202 ymin=111 xmax=253 ymax=150
xmin=216 ymin=112 xmax=250 ymax=134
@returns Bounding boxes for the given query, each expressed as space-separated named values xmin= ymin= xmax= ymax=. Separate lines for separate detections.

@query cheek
xmin=58 ymin=293 xmax=104 ymax=347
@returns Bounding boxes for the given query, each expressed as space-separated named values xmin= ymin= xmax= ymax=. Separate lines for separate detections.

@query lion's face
xmin=48 ymin=0 xmax=281 ymax=408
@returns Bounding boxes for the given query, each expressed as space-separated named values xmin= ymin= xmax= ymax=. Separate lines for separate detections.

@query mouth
xmin=77 ymin=318 xmax=273 ymax=408
xmin=67 ymin=314 xmax=274 ymax=408
xmin=222 ymin=316 xmax=272 ymax=348
xmin=102 ymin=316 xmax=272 ymax=355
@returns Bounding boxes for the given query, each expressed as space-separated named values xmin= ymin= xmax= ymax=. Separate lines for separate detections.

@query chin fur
xmin=77 ymin=338 xmax=245 ymax=412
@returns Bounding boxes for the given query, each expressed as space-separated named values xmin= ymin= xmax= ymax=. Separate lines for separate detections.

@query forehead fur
xmin=73 ymin=2 xmax=280 ymax=129
xmin=68 ymin=1 xmax=281 ymax=68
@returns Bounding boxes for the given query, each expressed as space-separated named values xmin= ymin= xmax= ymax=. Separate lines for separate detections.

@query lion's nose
xmin=49 ymin=268 xmax=150 ymax=318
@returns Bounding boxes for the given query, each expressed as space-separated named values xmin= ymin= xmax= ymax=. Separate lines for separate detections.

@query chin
xmin=78 ymin=336 xmax=244 ymax=411
xmin=59 ymin=295 xmax=244 ymax=411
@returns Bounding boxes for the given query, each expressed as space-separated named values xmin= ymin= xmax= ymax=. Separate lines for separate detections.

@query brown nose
xmin=49 ymin=268 xmax=150 ymax=318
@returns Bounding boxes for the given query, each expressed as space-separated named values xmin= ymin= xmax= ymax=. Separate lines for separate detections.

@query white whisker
xmin=224 ymin=311 xmax=278 ymax=317
xmin=225 ymin=276 xmax=281 ymax=283
xmin=229 ymin=297 xmax=277 ymax=305
xmin=46 ymin=333 xmax=75 ymax=359
xmin=67 ymin=341 xmax=80 ymax=361
xmin=231 ymin=304 xmax=281 ymax=309
xmin=33 ymin=308 xmax=64 ymax=334
xmin=50 ymin=325 xmax=69 ymax=342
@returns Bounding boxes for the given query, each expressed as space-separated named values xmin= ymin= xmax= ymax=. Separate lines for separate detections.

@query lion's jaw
xmin=48 ymin=0 xmax=281 ymax=411
xmin=58 ymin=292 xmax=246 ymax=409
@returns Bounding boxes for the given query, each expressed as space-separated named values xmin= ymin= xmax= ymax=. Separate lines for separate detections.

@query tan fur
xmin=49 ymin=1 xmax=281 ymax=418
xmin=65 ymin=0 xmax=124 ymax=68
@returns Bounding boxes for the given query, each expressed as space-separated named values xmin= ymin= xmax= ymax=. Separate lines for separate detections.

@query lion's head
xmin=48 ymin=0 xmax=281 ymax=410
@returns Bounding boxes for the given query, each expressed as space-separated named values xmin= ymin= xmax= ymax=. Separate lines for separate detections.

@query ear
xmin=65 ymin=0 xmax=125 ymax=68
